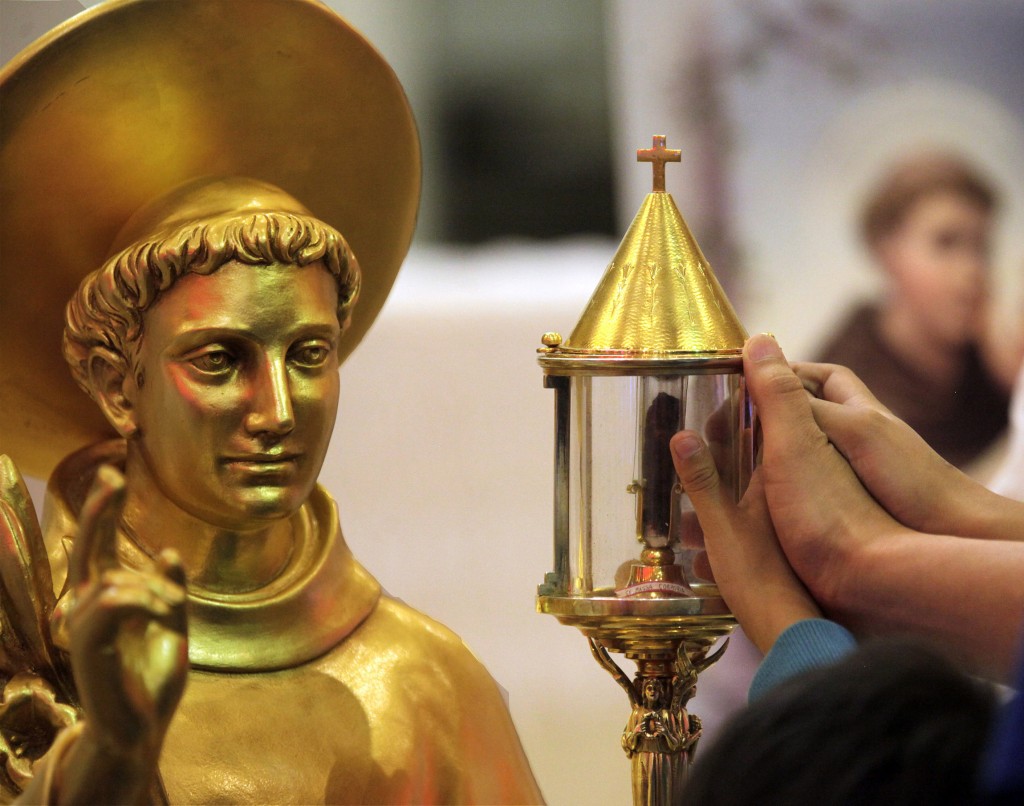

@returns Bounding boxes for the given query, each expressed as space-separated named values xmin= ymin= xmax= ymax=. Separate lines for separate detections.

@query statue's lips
xmin=220 ymin=453 xmax=302 ymax=473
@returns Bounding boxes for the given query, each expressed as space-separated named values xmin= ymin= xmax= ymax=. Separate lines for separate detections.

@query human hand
xmin=793 ymin=361 xmax=1024 ymax=542
xmin=670 ymin=433 xmax=821 ymax=654
xmin=740 ymin=335 xmax=909 ymax=613
xmin=672 ymin=335 xmax=1024 ymax=677
xmin=63 ymin=467 xmax=188 ymax=761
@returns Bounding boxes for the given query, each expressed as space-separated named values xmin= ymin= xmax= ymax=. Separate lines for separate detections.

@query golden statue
xmin=0 ymin=1 xmax=541 ymax=803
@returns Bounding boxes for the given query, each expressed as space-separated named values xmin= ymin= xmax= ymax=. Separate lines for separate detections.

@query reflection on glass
xmin=567 ymin=372 xmax=752 ymax=598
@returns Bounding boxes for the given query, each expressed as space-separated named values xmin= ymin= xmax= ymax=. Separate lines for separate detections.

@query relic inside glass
xmin=567 ymin=372 xmax=750 ymax=598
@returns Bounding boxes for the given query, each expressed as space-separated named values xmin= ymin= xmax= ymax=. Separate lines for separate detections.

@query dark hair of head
xmin=861 ymin=152 xmax=999 ymax=248
xmin=683 ymin=639 xmax=996 ymax=806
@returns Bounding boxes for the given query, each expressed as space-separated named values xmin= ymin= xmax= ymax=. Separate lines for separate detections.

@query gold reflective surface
xmin=0 ymin=2 xmax=541 ymax=802
xmin=538 ymin=138 xmax=748 ymax=805
xmin=559 ymin=186 xmax=747 ymax=359
xmin=36 ymin=445 xmax=540 ymax=803
xmin=0 ymin=0 xmax=420 ymax=479
xmin=561 ymin=190 xmax=745 ymax=358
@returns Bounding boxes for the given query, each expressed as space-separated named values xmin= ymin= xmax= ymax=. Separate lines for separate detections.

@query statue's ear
xmin=85 ymin=348 xmax=138 ymax=438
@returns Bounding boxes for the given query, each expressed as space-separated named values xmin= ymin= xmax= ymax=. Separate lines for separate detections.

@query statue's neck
xmin=119 ymin=450 xmax=297 ymax=596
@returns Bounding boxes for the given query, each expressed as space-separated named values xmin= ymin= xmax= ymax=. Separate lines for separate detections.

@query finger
xmin=70 ymin=586 xmax=177 ymax=649
xmin=741 ymin=467 xmax=769 ymax=516
xmin=704 ymin=395 xmax=735 ymax=445
xmin=692 ymin=550 xmax=714 ymax=582
xmin=96 ymin=586 xmax=175 ymax=620
xmin=156 ymin=549 xmax=188 ymax=636
xmin=156 ymin=549 xmax=186 ymax=589
xmin=704 ymin=395 xmax=740 ymax=492
xmin=670 ymin=432 xmax=737 ymax=538
xmin=806 ymin=396 xmax=919 ymax=475
xmin=69 ymin=465 xmax=125 ymax=589
xmin=792 ymin=361 xmax=892 ymax=415
xmin=807 ymin=397 xmax=866 ymax=460
xmin=101 ymin=568 xmax=187 ymax=607
xmin=70 ymin=568 xmax=186 ymax=621
xmin=743 ymin=335 xmax=827 ymax=459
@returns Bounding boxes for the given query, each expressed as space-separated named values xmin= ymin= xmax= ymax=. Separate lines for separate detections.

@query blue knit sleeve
xmin=748 ymin=618 xmax=857 ymax=702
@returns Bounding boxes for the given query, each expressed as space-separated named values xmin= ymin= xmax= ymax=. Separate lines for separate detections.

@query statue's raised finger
xmin=68 ymin=465 xmax=124 ymax=589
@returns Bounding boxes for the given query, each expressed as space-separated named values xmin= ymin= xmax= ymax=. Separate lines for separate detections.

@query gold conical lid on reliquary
xmin=560 ymin=136 xmax=746 ymax=357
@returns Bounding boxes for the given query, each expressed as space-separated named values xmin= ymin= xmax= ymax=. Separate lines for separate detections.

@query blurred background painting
xmin=3 ymin=1 xmax=1023 ymax=803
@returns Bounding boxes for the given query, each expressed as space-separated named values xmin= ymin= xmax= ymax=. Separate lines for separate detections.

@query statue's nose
xmin=243 ymin=359 xmax=295 ymax=436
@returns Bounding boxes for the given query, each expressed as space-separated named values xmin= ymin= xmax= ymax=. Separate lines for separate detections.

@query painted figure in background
xmin=818 ymin=152 xmax=1021 ymax=469
xmin=0 ymin=1 xmax=541 ymax=803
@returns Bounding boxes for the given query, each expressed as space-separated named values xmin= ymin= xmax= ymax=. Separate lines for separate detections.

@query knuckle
xmin=796 ymin=427 xmax=831 ymax=457
xmin=831 ymin=364 xmax=857 ymax=387
xmin=762 ymin=366 xmax=807 ymax=400
xmin=772 ymin=419 xmax=830 ymax=465
xmin=680 ymin=457 xmax=720 ymax=494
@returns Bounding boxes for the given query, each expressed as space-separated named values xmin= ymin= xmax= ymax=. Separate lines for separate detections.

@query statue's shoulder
xmin=362 ymin=595 xmax=544 ymax=803
xmin=317 ymin=591 xmax=543 ymax=803
xmin=369 ymin=594 xmax=492 ymax=678
xmin=303 ymin=489 xmax=488 ymax=683
xmin=320 ymin=588 xmax=505 ymax=707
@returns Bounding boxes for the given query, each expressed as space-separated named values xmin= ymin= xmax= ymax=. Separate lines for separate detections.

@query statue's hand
xmin=64 ymin=466 xmax=188 ymax=759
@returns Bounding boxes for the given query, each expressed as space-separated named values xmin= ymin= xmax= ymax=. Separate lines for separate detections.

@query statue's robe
xmin=35 ymin=442 xmax=542 ymax=804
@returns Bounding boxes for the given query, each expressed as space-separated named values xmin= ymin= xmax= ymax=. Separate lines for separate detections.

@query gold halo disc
xmin=0 ymin=0 xmax=421 ymax=477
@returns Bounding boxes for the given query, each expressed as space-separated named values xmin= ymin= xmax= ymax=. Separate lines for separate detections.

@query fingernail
xmin=672 ymin=433 xmax=703 ymax=459
xmin=747 ymin=333 xmax=781 ymax=363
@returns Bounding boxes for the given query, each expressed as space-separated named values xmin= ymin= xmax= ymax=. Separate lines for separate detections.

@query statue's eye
xmin=191 ymin=350 xmax=235 ymax=374
xmin=290 ymin=343 xmax=331 ymax=368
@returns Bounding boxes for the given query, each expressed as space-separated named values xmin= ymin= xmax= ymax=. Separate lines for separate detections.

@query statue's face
xmin=642 ymin=679 xmax=664 ymax=707
xmin=126 ymin=260 xmax=341 ymax=528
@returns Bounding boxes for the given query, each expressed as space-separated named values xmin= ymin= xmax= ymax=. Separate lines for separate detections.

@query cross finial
xmin=637 ymin=135 xmax=681 ymax=193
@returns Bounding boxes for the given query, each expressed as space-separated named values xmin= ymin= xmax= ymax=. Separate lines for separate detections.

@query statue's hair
xmin=63 ymin=211 xmax=360 ymax=396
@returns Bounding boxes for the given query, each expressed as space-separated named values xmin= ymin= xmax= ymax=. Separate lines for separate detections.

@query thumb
xmin=670 ymin=432 xmax=735 ymax=535
xmin=744 ymin=334 xmax=826 ymax=459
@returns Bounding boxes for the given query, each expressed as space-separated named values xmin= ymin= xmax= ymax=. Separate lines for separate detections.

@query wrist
xmin=960 ymin=488 xmax=1024 ymax=542
xmin=54 ymin=725 xmax=161 ymax=806
xmin=825 ymin=522 xmax=914 ymax=624
xmin=748 ymin=619 xmax=857 ymax=702
xmin=737 ymin=586 xmax=822 ymax=655
xmin=915 ymin=463 xmax=987 ymax=538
